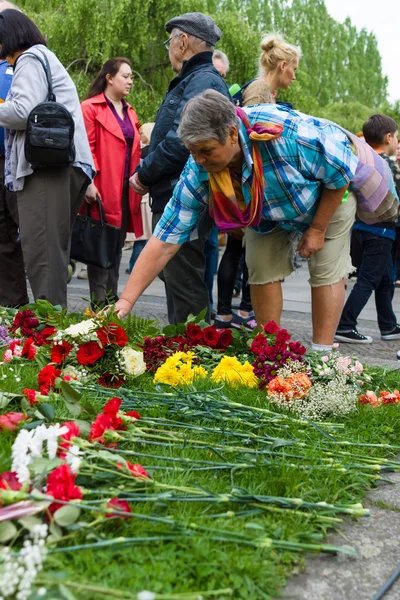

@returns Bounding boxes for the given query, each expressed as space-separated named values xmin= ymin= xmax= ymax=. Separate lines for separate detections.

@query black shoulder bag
xmin=70 ymin=198 xmax=121 ymax=270
xmin=19 ymin=49 xmax=76 ymax=168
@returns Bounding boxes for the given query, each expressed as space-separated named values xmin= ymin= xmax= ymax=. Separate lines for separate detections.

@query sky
xmin=324 ymin=0 xmax=399 ymax=103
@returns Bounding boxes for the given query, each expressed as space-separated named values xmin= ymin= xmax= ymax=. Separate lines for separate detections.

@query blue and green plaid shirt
xmin=154 ymin=104 xmax=358 ymax=244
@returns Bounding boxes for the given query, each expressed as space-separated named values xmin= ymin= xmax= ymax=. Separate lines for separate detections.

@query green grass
xmin=1 ymin=362 xmax=400 ymax=599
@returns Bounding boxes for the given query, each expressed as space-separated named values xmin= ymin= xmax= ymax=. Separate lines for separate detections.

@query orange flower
xmin=288 ymin=373 xmax=312 ymax=397
xmin=267 ymin=377 xmax=292 ymax=395
xmin=359 ymin=391 xmax=379 ymax=406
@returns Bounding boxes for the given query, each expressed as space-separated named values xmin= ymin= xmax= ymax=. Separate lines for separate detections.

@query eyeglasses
xmin=163 ymin=34 xmax=179 ymax=50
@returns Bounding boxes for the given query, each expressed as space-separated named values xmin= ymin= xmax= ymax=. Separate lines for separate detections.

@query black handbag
xmin=70 ymin=199 xmax=121 ymax=269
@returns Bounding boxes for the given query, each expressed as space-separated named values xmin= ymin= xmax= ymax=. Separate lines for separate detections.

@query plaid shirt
xmin=154 ymin=104 xmax=358 ymax=244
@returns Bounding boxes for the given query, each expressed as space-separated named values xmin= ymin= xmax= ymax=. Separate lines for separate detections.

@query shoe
xmin=77 ymin=268 xmax=88 ymax=280
xmin=213 ymin=316 xmax=234 ymax=329
xmin=67 ymin=264 xmax=73 ymax=284
xmin=334 ymin=329 xmax=373 ymax=344
xmin=381 ymin=325 xmax=400 ymax=341
xmin=125 ymin=268 xmax=131 ymax=275
xmin=231 ymin=312 xmax=258 ymax=333
xmin=397 ymin=350 xmax=400 ymax=360
xmin=395 ymin=281 xmax=400 ymax=288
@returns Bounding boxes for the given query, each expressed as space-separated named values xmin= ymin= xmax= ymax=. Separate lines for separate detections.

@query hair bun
xmin=260 ymin=33 xmax=283 ymax=53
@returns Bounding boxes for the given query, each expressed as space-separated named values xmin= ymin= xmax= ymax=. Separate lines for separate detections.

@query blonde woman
xmin=242 ymin=32 xmax=301 ymax=106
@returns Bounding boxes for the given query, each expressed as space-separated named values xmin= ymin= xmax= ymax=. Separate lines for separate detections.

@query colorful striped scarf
xmin=208 ymin=107 xmax=283 ymax=232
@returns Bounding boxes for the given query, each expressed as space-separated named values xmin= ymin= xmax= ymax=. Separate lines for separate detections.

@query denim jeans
xmin=338 ymin=230 xmax=396 ymax=334
xmin=128 ymin=240 xmax=147 ymax=273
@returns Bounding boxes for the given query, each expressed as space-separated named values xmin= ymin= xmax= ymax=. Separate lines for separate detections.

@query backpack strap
xmin=15 ymin=49 xmax=56 ymax=102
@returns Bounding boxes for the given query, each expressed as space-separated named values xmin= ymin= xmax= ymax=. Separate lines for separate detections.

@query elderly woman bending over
xmin=115 ymin=90 xmax=396 ymax=352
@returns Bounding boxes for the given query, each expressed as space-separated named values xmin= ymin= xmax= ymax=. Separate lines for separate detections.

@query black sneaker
xmin=381 ymin=325 xmax=400 ymax=341
xmin=334 ymin=329 xmax=373 ymax=344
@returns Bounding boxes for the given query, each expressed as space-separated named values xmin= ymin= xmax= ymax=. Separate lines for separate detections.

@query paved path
xmin=66 ymin=248 xmax=400 ymax=370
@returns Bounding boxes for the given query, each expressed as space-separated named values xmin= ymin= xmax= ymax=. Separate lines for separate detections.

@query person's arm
xmin=297 ymin=184 xmax=348 ymax=258
xmin=81 ymin=102 xmax=101 ymax=203
xmin=137 ymin=72 xmax=228 ymax=187
xmin=115 ymin=237 xmax=180 ymax=318
xmin=0 ymin=56 xmax=47 ymax=130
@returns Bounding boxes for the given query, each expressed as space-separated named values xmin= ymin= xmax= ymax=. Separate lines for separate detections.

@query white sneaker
xmin=77 ymin=268 xmax=88 ymax=280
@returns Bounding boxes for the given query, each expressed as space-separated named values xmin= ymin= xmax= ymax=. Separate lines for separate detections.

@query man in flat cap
xmin=129 ymin=12 xmax=230 ymax=325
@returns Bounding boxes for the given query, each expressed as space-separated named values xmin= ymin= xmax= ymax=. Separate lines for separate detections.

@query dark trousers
xmin=217 ymin=234 xmax=252 ymax=315
xmin=128 ymin=240 xmax=147 ymax=273
xmin=338 ymin=230 xmax=396 ymax=334
xmin=16 ymin=165 xmax=89 ymax=308
xmin=88 ymin=180 xmax=130 ymax=305
xmin=0 ymin=157 xmax=29 ymax=306
xmin=203 ymin=224 xmax=219 ymax=309
xmin=152 ymin=211 xmax=211 ymax=325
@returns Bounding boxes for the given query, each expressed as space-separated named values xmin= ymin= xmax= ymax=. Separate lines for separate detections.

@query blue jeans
xmin=204 ymin=225 xmax=219 ymax=309
xmin=128 ymin=240 xmax=147 ymax=273
xmin=338 ymin=230 xmax=396 ymax=334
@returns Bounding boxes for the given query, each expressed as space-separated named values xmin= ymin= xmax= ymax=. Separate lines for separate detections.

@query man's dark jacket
xmin=137 ymin=51 xmax=230 ymax=214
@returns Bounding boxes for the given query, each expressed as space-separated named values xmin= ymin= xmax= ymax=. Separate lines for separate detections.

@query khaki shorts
xmin=245 ymin=192 xmax=357 ymax=288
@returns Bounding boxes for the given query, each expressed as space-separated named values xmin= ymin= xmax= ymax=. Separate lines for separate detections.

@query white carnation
xmin=120 ymin=347 xmax=146 ymax=377
xmin=64 ymin=319 xmax=97 ymax=338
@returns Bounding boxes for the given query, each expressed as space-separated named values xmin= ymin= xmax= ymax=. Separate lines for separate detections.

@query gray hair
xmin=213 ymin=49 xmax=230 ymax=73
xmin=178 ymin=90 xmax=237 ymax=145
xmin=172 ymin=27 xmax=214 ymax=52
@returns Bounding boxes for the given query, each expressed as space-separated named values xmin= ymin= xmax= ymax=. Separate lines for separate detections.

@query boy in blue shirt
xmin=336 ymin=114 xmax=400 ymax=343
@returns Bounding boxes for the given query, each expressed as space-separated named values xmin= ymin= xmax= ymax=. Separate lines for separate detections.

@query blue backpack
xmin=228 ymin=79 xmax=256 ymax=107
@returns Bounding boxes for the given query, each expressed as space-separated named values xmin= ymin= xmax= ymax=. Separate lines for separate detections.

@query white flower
xmin=65 ymin=445 xmax=82 ymax=473
xmin=120 ymin=347 xmax=146 ymax=377
xmin=61 ymin=365 xmax=81 ymax=380
xmin=64 ymin=318 xmax=97 ymax=338
xmin=137 ymin=592 xmax=156 ymax=600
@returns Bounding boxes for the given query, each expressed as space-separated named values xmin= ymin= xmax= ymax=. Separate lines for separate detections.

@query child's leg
xmin=375 ymin=249 xmax=397 ymax=334
xmin=337 ymin=231 xmax=392 ymax=332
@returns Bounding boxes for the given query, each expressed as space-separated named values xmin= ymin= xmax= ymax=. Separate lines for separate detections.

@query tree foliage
xmin=18 ymin=0 xmax=391 ymax=130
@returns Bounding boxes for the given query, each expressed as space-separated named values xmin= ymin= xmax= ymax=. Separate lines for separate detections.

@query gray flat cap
xmin=165 ymin=12 xmax=221 ymax=46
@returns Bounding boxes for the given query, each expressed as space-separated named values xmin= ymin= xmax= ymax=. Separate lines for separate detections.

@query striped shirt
xmin=154 ymin=104 xmax=358 ymax=245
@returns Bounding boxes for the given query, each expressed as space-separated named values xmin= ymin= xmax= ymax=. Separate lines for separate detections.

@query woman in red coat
xmin=81 ymin=57 xmax=143 ymax=306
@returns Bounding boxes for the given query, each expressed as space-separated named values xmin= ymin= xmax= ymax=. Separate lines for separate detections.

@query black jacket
xmin=137 ymin=52 xmax=230 ymax=213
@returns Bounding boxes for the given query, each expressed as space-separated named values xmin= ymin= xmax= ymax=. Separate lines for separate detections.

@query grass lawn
xmin=1 ymin=354 xmax=400 ymax=600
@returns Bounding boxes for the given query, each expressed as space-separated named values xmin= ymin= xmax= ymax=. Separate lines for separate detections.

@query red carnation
xmin=46 ymin=464 xmax=83 ymax=514
xmin=0 ymin=472 xmax=22 ymax=505
xmin=203 ymin=326 xmax=219 ymax=347
xmin=51 ymin=341 xmax=72 ymax=365
xmin=97 ymin=324 xmax=128 ymax=347
xmin=9 ymin=340 xmax=21 ymax=354
xmin=58 ymin=422 xmax=80 ymax=457
xmin=276 ymin=329 xmax=291 ymax=344
xmin=34 ymin=326 xmax=57 ymax=346
xmin=89 ymin=413 xmax=115 ymax=443
xmin=21 ymin=337 xmax=36 ymax=360
xmin=218 ymin=329 xmax=233 ymax=348
xmin=0 ymin=412 xmax=27 ymax=431
xmin=76 ymin=341 xmax=104 ymax=365
xmin=38 ymin=364 xmax=61 ymax=395
xmin=116 ymin=461 xmax=149 ymax=479
xmin=22 ymin=388 xmax=38 ymax=405
xmin=125 ymin=410 xmax=140 ymax=420
xmin=103 ymin=397 xmax=122 ymax=416
xmin=289 ymin=341 xmax=307 ymax=356
xmin=185 ymin=324 xmax=203 ymax=342
xmin=250 ymin=333 xmax=267 ymax=355
xmin=97 ymin=373 xmax=125 ymax=388
xmin=105 ymin=498 xmax=131 ymax=518
xmin=263 ymin=321 xmax=280 ymax=334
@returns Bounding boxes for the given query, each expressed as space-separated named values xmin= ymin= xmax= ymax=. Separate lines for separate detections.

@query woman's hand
xmin=114 ymin=298 xmax=133 ymax=319
xmin=85 ymin=182 xmax=101 ymax=204
xmin=297 ymin=227 xmax=325 ymax=258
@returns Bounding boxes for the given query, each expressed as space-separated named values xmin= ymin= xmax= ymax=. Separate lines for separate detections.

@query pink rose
xmin=13 ymin=346 xmax=22 ymax=357
xmin=336 ymin=357 xmax=352 ymax=372
xmin=321 ymin=356 xmax=329 ymax=363
xmin=332 ymin=343 xmax=339 ymax=349
xmin=354 ymin=360 xmax=363 ymax=373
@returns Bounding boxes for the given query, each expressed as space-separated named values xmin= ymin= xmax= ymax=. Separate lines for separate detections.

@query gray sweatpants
xmin=17 ymin=166 xmax=89 ymax=308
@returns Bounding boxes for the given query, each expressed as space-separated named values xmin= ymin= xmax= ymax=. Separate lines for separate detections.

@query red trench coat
xmin=81 ymin=94 xmax=143 ymax=237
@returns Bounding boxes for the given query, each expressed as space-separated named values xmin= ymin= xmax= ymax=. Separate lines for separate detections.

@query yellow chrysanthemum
xmin=211 ymin=356 xmax=258 ymax=388
xmin=153 ymin=351 xmax=207 ymax=386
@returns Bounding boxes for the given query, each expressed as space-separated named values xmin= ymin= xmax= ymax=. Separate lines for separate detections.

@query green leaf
xmin=63 ymin=399 xmax=82 ymax=417
xmin=37 ymin=402 xmax=55 ymax=421
xmin=0 ymin=391 xmax=22 ymax=409
xmin=80 ymin=399 xmax=97 ymax=417
xmin=0 ymin=521 xmax=17 ymax=543
xmin=162 ymin=324 xmax=178 ymax=337
xmin=30 ymin=457 xmax=63 ymax=476
xmin=73 ymin=419 xmax=91 ymax=437
xmin=59 ymin=584 xmax=79 ymax=600
xmin=22 ymin=419 xmax=45 ymax=430
xmin=49 ymin=521 xmax=63 ymax=541
xmin=18 ymin=515 xmax=42 ymax=532
xmin=60 ymin=380 xmax=82 ymax=404
xmin=53 ymin=505 xmax=81 ymax=527
xmin=194 ymin=308 xmax=208 ymax=323
xmin=98 ymin=449 xmax=125 ymax=463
